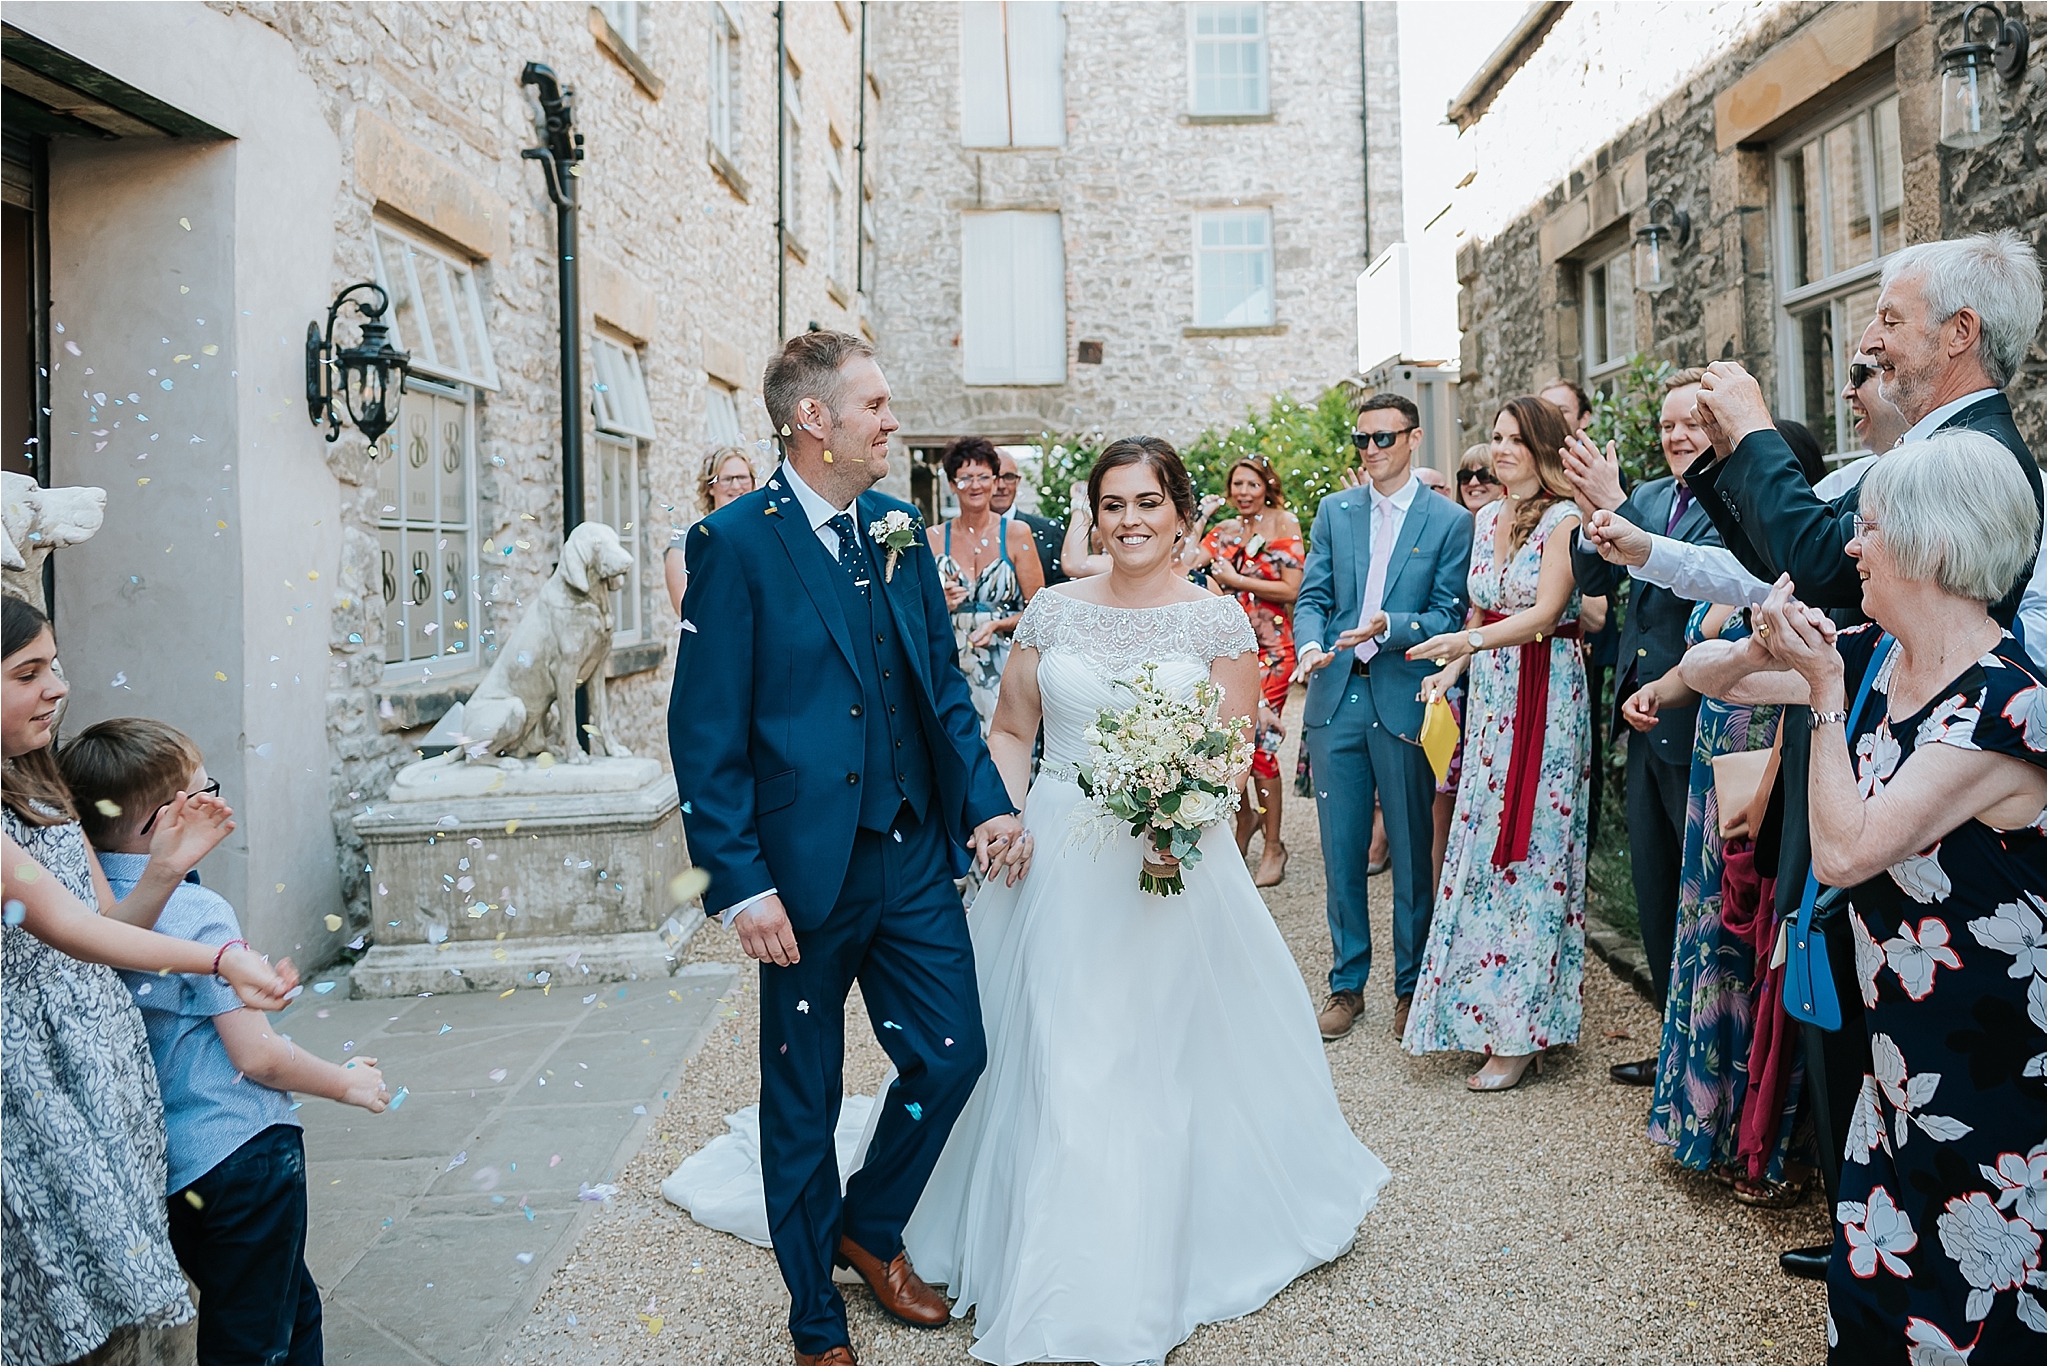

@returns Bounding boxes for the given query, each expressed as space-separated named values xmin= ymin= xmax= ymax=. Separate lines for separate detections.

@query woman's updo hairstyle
xmin=1087 ymin=436 xmax=1198 ymax=528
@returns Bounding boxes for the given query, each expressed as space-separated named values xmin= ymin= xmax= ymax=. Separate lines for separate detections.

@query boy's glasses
xmin=138 ymin=778 xmax=223 ymax=836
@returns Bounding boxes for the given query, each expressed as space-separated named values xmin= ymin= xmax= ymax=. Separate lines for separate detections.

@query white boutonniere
xmin=868 ymin=510 xmax=920 ymax=582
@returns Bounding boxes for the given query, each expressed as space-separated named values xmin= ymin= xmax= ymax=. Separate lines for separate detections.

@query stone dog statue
xmin=2 ymin=471 xmax=107 ymax=602
xmin=451 ymin=521 xmax=637 ymax=764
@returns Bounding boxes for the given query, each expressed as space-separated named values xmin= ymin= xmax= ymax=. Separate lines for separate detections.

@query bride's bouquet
xmin=1073 ymin=664 xmax=1253 ymax=895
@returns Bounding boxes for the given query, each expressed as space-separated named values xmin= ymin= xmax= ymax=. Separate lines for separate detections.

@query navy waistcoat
xmin=822 ymin=534 xmax=936 ymax=831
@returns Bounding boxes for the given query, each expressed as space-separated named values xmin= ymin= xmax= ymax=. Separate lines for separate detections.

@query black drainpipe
xmin=776 ymin=3 xmax=789 ymax=348
xmin=855 ymin=1 xmax=868 ymax=304
xmin=1359 ymin=1 xmax=1372 ymax=262
xmin=521 ymin=62 xmax=587 ymax=531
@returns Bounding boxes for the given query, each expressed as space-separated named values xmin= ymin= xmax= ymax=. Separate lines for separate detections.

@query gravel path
xmin=509 ymin=703 xmax=1829 ymax=1366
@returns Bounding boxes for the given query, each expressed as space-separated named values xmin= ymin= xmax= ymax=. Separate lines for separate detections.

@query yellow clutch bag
xmin=1419 ymin=696 xmax=1460 ymax=785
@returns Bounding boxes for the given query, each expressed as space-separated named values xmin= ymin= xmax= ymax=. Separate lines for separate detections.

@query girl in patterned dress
xmin=1688 ymin=431 xmax=2044 ymax=1361
xmin=1 ymin=598 xmax=294 ymax=1364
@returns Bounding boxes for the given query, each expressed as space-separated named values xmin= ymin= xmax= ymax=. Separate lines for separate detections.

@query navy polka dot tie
xmin=828 ymin=513 xmax=872 ymax=596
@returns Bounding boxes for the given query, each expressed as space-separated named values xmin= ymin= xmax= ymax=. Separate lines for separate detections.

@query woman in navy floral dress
xmin=1690 ymin=431 xmax=2045 ymax=1362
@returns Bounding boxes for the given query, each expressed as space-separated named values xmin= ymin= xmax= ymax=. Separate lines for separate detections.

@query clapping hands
xmin=1560 ymin=432 xmax=1625 ymax=517
xmin=1753 ymin=573 xmax=1844 ymax=698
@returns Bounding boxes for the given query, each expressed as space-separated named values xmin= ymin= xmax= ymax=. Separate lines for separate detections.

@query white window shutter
xmin=960 ymin=2 xmax=1012 ymax=148
xmin=962 ymin=211 xmax=1065 ymax=386
xmin=1010 ymin=211 xmax=1066 ymax=382
xmin=961 ymin=212 xmax=1018 ymax=383
xmin=1004 ymin=3 xmax=1064 ymax=148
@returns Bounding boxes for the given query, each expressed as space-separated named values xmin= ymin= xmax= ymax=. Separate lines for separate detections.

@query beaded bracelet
xmin=212 ymin=939 xmax=249 ymax=980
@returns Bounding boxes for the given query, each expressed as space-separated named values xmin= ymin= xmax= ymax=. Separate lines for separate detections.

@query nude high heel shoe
xmin=1467 ymin=1051 xmax=1544 ymax=1092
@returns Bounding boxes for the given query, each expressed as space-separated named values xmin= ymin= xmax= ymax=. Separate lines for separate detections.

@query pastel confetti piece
xmin=505 ymin=820 xmax=520 ymax=834
xmin=438 ymin=1024 xmax=452 ymax=1034
xmin=178 ymin=217 xmax=190 ymax=230
xmin=323 ymin=914 xmax=343 ymax=932
xmin=11 ymin=866 xmax=38 ymax=883
xmin=797 ymin=1000 xmax=810 ymax=1013
xmin=182 ymin=1190 xmax=203 ymax=1209
xmin=93 ymin=799 xmax=123 ymax=818
xmin=214 ymin=671 xmax=226 ymax=681
xmin=498 ymin=988 xmax=516 ymax=999
xmin=668 ymin=868 xmax=709 ymax=903
xmin=632 ymin=1104 xmax=646 ymax=1115
xmin=882 ymin=1020 xmax=901 ymax=1030
xmin=489 ymin=1068 xmax=508 ymax=1082
xmin=386 ymin=1087 xmax=408 ymax=1110
xmin=446 ymin=1150 xmax=467 ymax=1170
xmin=515 ymin=1252 xmax=534 ymax=1265
xmin=550 ymin=1154 xmax=562 ymax=1166
xmin=3 ymin=901 xmax=25 ymax=927
xmin=905 ymin=1102 xmax=923 ymax=1121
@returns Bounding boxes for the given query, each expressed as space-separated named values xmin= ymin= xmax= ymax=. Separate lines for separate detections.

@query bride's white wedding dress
xmin=902 ymin=590 xmax=1389 ymax=1365
xmin=664 ymin=590 xmax=1388 ymax=1364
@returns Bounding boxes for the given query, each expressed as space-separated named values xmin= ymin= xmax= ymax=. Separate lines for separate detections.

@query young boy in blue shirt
xmin=61 ymin=719 xmax=389 ymax=1365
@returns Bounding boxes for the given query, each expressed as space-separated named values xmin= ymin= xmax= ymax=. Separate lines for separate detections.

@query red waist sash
xmin=1479 ymin=610 xmax=1581 ymax=869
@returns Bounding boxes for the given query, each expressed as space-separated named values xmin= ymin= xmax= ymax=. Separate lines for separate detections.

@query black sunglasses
xmin=1456 ymin=469 xmax=1500 ymax=486
xmin=1847 ymin=362 xmax=1878 ymax=388
xmin=138 ymin=777 xmax=223 ymax=836
xmin=1352 ymin=427 xmax=1417 ymax=450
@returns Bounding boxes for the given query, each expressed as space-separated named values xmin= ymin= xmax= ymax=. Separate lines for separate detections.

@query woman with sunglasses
xmin=928 ymin=436 xmax=1045 ymax=735
xmin=1199 ymin=458 xmax=1303 ymax=886
xmin=665 ymin=446 xmax=761 ymax=615
xmin=1456 ymin=444 xmax=1504 ymax=514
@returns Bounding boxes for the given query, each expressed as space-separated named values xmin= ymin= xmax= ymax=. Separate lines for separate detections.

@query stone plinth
xmin=350 ymin=761 xmax=697 ymax=999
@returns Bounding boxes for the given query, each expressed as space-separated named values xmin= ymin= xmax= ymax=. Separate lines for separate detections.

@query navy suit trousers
xmin=758 ymin=807 xmax=987 ymax=1354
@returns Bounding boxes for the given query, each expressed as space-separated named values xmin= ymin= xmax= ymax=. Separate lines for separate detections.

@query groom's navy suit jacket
xmin=669 ymin=471 xmax=1013 ymax=930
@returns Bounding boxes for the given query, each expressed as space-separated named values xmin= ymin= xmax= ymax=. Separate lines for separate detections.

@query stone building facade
xmin=868 ymin=1 xmax=1402 ymax=509
xmin=1446 ymin=0 xmax=2046 ymax=459
xmin=3 ymin=0 xmax=869 ymax=958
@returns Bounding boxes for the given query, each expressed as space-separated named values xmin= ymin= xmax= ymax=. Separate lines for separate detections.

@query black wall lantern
xmin=1940 ymin=3 xmax=2031 ymax=150
xmin=306 ymin=281 xmax=411 ymax=449
xmin=1633 ymin=197 xmax=1691 ymax=296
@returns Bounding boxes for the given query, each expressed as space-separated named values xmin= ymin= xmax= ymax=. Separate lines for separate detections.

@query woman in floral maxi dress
xmin=1646 ymin=604 xmax=1799 ymax=1190
xmin=1402 ymin=395 xmax=1589 ymax=1091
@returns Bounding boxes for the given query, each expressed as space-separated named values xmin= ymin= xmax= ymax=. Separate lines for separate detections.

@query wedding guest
xmin=1456 ymin=444 xmax=1503 ymax=513
xmin=1414 ymin=467 xmax=1449 ymax=496
xmin=1541 ymin=379 xmax=1594 ymax=435
xmin=1201 ymin=457 xmax=1304 ymax=886
xmin=1683 ymin=430 xmax=2045 ymax=1359
xmin=1568 ymin=369 xmax=1725 ymax=1086
xmin=62 ymin=718 xmax=391 ymax=1365
xmin=1631 ymin=602 xmax=1805 ymax=1198
xmin=1812 ymin=352 xmax=1912 ymax=501
xmin=666 ymin=446 xmax=759 ymax=614
xmin=989 ymin=448 xmax=1067 ymax=587
xmin=1401 ymin=396 xmax=1588 ymax=1090
xmin=0 ymin=597 xmax=293 ymax=1366
xmin=928 ymin=437 xmax=1044 ymax=733
xmin=1294 ymin=394 xmax=1474 ymax=1040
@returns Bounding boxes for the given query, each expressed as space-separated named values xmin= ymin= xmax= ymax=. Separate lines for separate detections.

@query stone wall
xmin=1452 ymin=0 xmax=2046 ymax=458
xmin=868 ymin=1 xmax=1401 ymax=456
xmin=208 ymin=0 xmax=867 ymax=937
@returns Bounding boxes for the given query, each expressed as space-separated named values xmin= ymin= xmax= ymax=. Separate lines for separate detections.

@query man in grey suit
xmin=1294 ymin=394 xmax=1474 ymax=1042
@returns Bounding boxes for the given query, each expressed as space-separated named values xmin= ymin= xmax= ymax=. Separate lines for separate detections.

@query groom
xmin=670 ymin=332 xmax=1027 ymax=1365
xmin=1293 ymin=393 xmax=1473 ymax=1043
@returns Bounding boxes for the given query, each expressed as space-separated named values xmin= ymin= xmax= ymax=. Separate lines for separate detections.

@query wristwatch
xmin=1809 ymin=709 xmax=1849 ymax=730
xmin=1467 ymin=630 xmax=1486 ymax=651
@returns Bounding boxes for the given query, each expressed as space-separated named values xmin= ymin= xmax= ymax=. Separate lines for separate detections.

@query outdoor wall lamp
xmin=1633 ymin=198 xmax=1691 ymax=296
xmin=1940 ymin=4 xmax=2031 ymax=150
xmin=306 ymin=282 xmax=411 ymax=449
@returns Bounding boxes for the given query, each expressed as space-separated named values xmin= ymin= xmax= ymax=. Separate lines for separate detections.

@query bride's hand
xmin=971 ymin=814 xmax=1033 ymax=886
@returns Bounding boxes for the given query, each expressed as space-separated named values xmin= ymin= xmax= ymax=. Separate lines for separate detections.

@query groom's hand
xmin=970 ymin=814 xmax=1032 ymax=887
xmin=733 ymin=895 xmax=800 ymax=967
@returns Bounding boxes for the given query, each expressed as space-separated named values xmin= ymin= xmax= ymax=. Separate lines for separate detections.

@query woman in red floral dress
xmin=1198 ymin=458 xmax=1303 ymax=887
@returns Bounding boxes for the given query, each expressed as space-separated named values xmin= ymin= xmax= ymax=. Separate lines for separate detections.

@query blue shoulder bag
xmin=1782 ymin=632 xmax=1894 ymax=1031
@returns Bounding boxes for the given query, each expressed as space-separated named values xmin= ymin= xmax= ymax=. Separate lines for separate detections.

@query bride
xmin=902 ymin=437 xmax=1389 ymax=1364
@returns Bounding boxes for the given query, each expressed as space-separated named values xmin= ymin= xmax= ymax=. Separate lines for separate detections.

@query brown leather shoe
xmin=836 ymin=1235 xmax=950 ymax=1327
xmin=1393 ymin=993 xmax=1413 ymax=1039
xmin=1317 ymin=989 xmax=1364 ymax=1041
xmin=795 ymin=1347 xmax=857 ymax=1365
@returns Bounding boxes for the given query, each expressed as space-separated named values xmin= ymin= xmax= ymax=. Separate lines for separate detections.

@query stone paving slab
xmin=276 ymin=959 xmax=738 ymax=1364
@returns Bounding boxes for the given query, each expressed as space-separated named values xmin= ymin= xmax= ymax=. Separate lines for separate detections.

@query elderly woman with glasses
xmin=665 ymin=446 xmax=761 ymax=615
xmin=1683 ymin=429 xmax=2046 ymax=1363
xmin=926 ymin=436 xmax=1044 ymax=734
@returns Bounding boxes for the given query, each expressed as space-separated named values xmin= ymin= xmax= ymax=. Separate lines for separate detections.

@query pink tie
xmin=1353 ymin=496 xmax=1399 ymax=666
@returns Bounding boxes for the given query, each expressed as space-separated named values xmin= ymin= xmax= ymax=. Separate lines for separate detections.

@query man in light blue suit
xmin=1293 ymin=393 xmax=1474 ymax=1043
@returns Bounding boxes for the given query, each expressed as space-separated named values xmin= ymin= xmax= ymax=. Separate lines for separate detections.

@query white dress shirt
xmin=715 ymin=462 xmax=864 ymax=926
xmin=1299 ymin=472 xmax=1419 ymax=657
